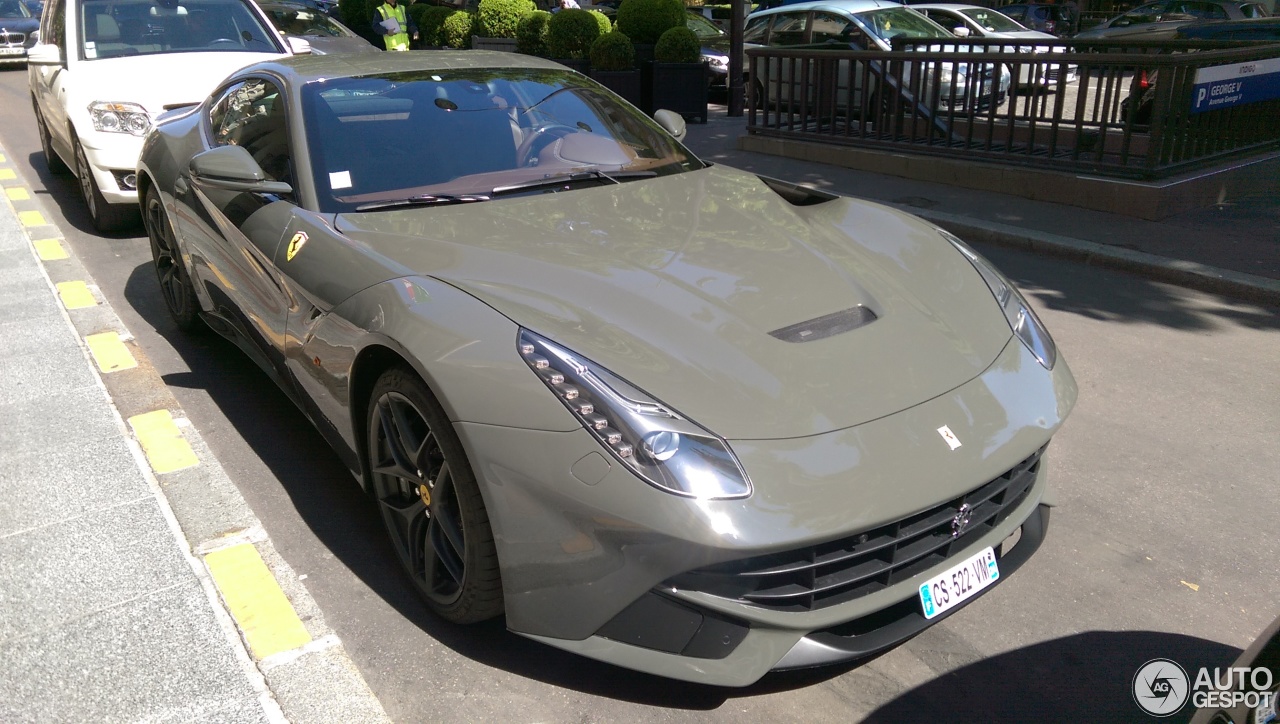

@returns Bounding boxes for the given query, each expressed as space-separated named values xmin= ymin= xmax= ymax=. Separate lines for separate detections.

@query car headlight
xmin=941 ymin=230 xmax=1057 ymax=370
xmin=703 ymin=54 xmax=728 ymax=68
xmin=518 ymin=329 xmax=752 ymax=500
xmin=88 ymin=101 xmax=151 ymax=136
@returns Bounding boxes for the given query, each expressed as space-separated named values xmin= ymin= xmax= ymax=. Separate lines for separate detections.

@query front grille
xmin=0 ymin=31 xmax=25 ymax=46
xmin=667 ymin=447 xmax=1045 ymax=612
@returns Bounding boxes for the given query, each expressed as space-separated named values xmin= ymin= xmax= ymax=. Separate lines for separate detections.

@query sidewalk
xmin=0 ymin=152 xmax=386 ymax=721
xmin=684 ymin=106 xmax=1280 ymax=305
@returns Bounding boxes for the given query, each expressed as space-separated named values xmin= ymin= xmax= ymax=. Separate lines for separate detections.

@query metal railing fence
xmin=745 ymin=38 xmax=1280 ymax=179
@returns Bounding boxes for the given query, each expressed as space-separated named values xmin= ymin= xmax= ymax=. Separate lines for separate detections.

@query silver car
xmin=913 ymin=4 xmax=1078 ymax=88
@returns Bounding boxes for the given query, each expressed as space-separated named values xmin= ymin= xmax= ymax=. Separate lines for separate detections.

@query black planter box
xmin=590 ymin=69 xmax=643 ymax=108
xmin=649 ymin=62 xmax=708 ymax=123
xmin=552 ymin=57 xmax=591 ymax=76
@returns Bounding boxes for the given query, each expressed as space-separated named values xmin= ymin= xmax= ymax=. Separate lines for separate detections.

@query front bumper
xmin=77 ymin=132 xmax=144 ymax=206
xmin=458 ymin=336 xmax=1075 ymax=686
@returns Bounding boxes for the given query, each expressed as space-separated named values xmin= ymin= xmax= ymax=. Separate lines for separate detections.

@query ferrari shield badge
xmin=937 ymin=425 xmax=962 ymax=451
xmin=286 ymin=231 xmax=308 ymax=262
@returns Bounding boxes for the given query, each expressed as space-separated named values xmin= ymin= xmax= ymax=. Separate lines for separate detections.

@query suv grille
xmin=667 ymin=448 xmax=1045 ymax=612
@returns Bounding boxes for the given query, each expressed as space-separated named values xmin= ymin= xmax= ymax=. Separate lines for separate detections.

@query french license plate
xmin=918 ymin=546 xmax=999 ymax=619
xmin=0 ymin=48 xmax=25 ymax=55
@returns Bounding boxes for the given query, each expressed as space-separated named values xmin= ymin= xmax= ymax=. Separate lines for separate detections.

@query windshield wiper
xmin=355 ymin=194 xmax=490 ymax=211
xmin=490 ymin=170 xmax=656 ymax=196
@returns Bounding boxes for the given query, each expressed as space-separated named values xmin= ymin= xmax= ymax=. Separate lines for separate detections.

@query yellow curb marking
xmin=56 ymin=281 xmax=97 ymax=309
xmin=18 ymin=210 xmax=46 ymax=227
xmin=6 ymin=187 xmax=30 ymax=201
xmin=128 ymin=409 xmax=198 ymax=474
xmin=85 ymin=331 xmax=138 ymax=373
xmin=0 ymin=168 xmax=15 ymax=181
xmin=33 ymin=238 xmax=69 ymax=260
xmin=205 ymin=543 xmax=312 ymax=660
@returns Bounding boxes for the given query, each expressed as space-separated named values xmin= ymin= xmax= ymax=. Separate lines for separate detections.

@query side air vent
xmin=769 ymin=306 xmax=877 ymax=343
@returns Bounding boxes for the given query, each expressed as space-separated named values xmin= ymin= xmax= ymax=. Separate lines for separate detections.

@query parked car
xmin=27 ymin=0 xmax=299 ymax=231
xmin=686 ymin=10 xmax=732 ymax=87
xmin=745 ymin=0 xmax=1013 ymax=113
xmin=913 ymin=3 xmax=1078 ymax=88
xmin=137 ymin=50 xmax=1074 ymax=686
xmin=256 ymin=0 xmax=377 ymax=54
xmin=1189 ymin=614 xmax=1280 ymax=724
xmin=1073 ymin=0 xmax=1269 ymax=42
xmin=0 ymin=0 xmax=40 ymax=64
xmin=997 ymin=2 xmax=1076 ymax=36
xmin=1174 ymin=14 xmax=1280 ymax=37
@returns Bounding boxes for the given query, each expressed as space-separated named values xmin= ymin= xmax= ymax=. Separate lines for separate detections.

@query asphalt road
xmin=3 ymin=65 xmax=1278 ymax=723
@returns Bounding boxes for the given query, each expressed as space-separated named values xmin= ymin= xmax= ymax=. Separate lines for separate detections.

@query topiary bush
xmin=441 ymin=10 xmax=476 ymax=48
xmin=339 ymin=0 xmax=381 ymax=45
xmin=474 ymin=0 xmax=536 ymax=38
xmin=590 ymin=31 xmax=634 ymax=71
xmin=589 ymin=9 xmax=612 ymax=36
xmin=616 ymin=0 xmax=685 ymax=45
xmin=516 ymin=10 xmax=551 ymax=56
xmin=546 ymin=8 xmax=600 ymax=59
xmin=654 ymin=25 xmax=699 ymax=63
xmin=414 ymin=5 xmax=455 ymax=45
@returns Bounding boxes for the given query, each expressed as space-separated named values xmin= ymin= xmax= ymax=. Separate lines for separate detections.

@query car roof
xmin=241 ymin=50 xmax=573 ymax=86
xmin=749 ymin=0 xmax=905 ymax=20
xmin=910 ymin=4 xmax=990 ymax=9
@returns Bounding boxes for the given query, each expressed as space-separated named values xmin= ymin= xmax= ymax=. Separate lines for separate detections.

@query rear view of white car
xmin=28 ymin=0 xmax=298 ymax=230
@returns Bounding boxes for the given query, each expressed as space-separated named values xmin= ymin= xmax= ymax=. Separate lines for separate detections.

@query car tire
xmin=74 ymin=136 xmax=136 ymax=233
xmin=34 ymin=103 xmax=69 ymax=175
xmin=366 ymin=367 xmax=503 ymax=624
xmin=143 ymin=185 xmax=202 ymax=332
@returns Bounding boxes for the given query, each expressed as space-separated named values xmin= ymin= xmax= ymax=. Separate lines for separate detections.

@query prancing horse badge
xmin=937 ymin=425 xmax=962 ymax=451
xmin=286 ymin=231 xmax=308 ymax=262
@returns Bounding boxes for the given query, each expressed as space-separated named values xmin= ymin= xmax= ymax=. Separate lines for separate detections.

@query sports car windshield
xmin=302 ymin=69 xmax=705 ymax=213
xmin=79 ymin=0 xmax=281 ymax=60
xmin=960 ymin=8 xmax=1027 ymax=32
xmin=855 ymin=7 xmax=953 ymax=42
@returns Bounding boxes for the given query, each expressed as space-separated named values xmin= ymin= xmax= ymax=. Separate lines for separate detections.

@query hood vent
xmin=769 ymin=306 xmax=878 ymax=343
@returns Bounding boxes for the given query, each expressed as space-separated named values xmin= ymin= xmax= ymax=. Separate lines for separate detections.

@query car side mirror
xmin=189 ymin=145 xmax=293 ymax=195
xmin=653 ymin=109 xmax=686 ymax=142
xmin=286 ymin=36 xmax=312 ymax=54
xmin=27 ymin=43 xmax=62 ymax=66
xmin=953 ymin=25 xmax=971 ymax=37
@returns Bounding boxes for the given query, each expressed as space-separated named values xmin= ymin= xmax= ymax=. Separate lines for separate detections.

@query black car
xmin=0 ymin=0 xmax=40 ymax=64
xmin=1073 ymin=0 xmax=1269 ymax=41
xmin=1175 ymin=14 xmax=1280 ymax=38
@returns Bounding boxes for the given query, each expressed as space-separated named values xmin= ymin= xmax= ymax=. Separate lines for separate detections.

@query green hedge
xmin=546 ymin=8 xmax=600 ymax=59
xmin=412 ymin=5 xmax=455 ymax=46
xmin=589 ymin=30 xmax=634 ymax=71
xmin=654 ymin=25 xmax=699 ymax=63
xmin=474 ymin=0 xmax=536 ymax=39
xmin=615 ymin=0 xmax=684 ymax=45
xmin=589 ymin=9 xmax=612 ymax=36
xmin=516 ymin=10 xmax=551 ymax=56
xmin=441 ymin=10 xmax=476 ymax=48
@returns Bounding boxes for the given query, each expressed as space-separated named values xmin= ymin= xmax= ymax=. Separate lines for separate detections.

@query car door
xmin=30 ymin=0 xmax=71 ymax=160
xmin=179 ymin=76 xmax=297 ymax=386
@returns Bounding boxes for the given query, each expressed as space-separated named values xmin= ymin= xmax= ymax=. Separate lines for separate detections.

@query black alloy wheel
xmin=367 ymin=367 xmax=503 ymax=623
xmin=143 ymin=186 xmax=202 ymax=331
xmin=34 ymin=103 xmax=69 ymax=175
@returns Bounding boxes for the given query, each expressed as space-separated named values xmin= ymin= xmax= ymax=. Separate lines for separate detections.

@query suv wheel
xmin=74 ymin=136 xmax=137 ymax=233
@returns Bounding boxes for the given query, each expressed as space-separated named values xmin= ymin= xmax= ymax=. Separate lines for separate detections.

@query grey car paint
xmin=136 ymin=51 xmax=1077 ymax=685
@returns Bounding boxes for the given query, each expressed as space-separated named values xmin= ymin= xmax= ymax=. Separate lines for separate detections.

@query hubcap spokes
xmin=372 ymin=392 xmax=465 ymax=603
xmin=76 ymin=145 xmax=95 ymax=217
xmin=146 ymin=199 xmax=184 ymax=313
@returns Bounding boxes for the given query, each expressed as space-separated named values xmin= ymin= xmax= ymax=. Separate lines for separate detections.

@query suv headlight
xmin=941 ymin=230 xmax=1057 ymax=370
xmin=703 ymin=53 xmax=728 ymax=68
xmin=88 ymin=101 xmax=151 ymax=136
xmin=519 ymin=329 xmax=753 ymax=500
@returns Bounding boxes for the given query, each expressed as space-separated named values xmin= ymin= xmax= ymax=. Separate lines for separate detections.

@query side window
xmin=743 ymin=16 xmax=770 ymax=44
xmin=42 ymin=0 xmax=65 ymax=52
xmin=208 ymin=78 xmax=292 ymax=183
xmin=1122 ymin=3 xmax=1167 ymax=23
xmin=768 ymin=12 xmax=808 ymax=46
xmin=811 ymin=12 xmax=864 ymax=45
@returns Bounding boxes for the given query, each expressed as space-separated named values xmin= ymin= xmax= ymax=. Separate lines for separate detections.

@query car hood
xmin=982 ymin=29 xmax=1058 ymax=40
xmin=67 ymin=51 xmax=287 ymax=112
xmin=0 ymin=17 xmax=39 ymax=32
xmin=333 ymin=166 xmax=1013 ymax=440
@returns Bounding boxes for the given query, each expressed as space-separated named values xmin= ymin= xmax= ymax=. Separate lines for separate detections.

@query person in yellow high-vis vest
xmin=372 ymin=0 xmax=418 ymax=51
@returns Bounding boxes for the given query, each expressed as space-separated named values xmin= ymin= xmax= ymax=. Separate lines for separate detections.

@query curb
xmin=0 ymin=146 xmax=388 ymax=723
xmin=893 ymin=208 xmax=1280 ymax=309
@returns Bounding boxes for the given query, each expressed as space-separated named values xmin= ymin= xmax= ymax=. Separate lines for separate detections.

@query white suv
xmin=28 ymin=0 xmax=300 ymax=231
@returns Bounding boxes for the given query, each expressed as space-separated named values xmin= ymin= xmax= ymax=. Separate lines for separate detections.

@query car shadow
xmin=22 ymin=149 xmax=143 ymax=238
